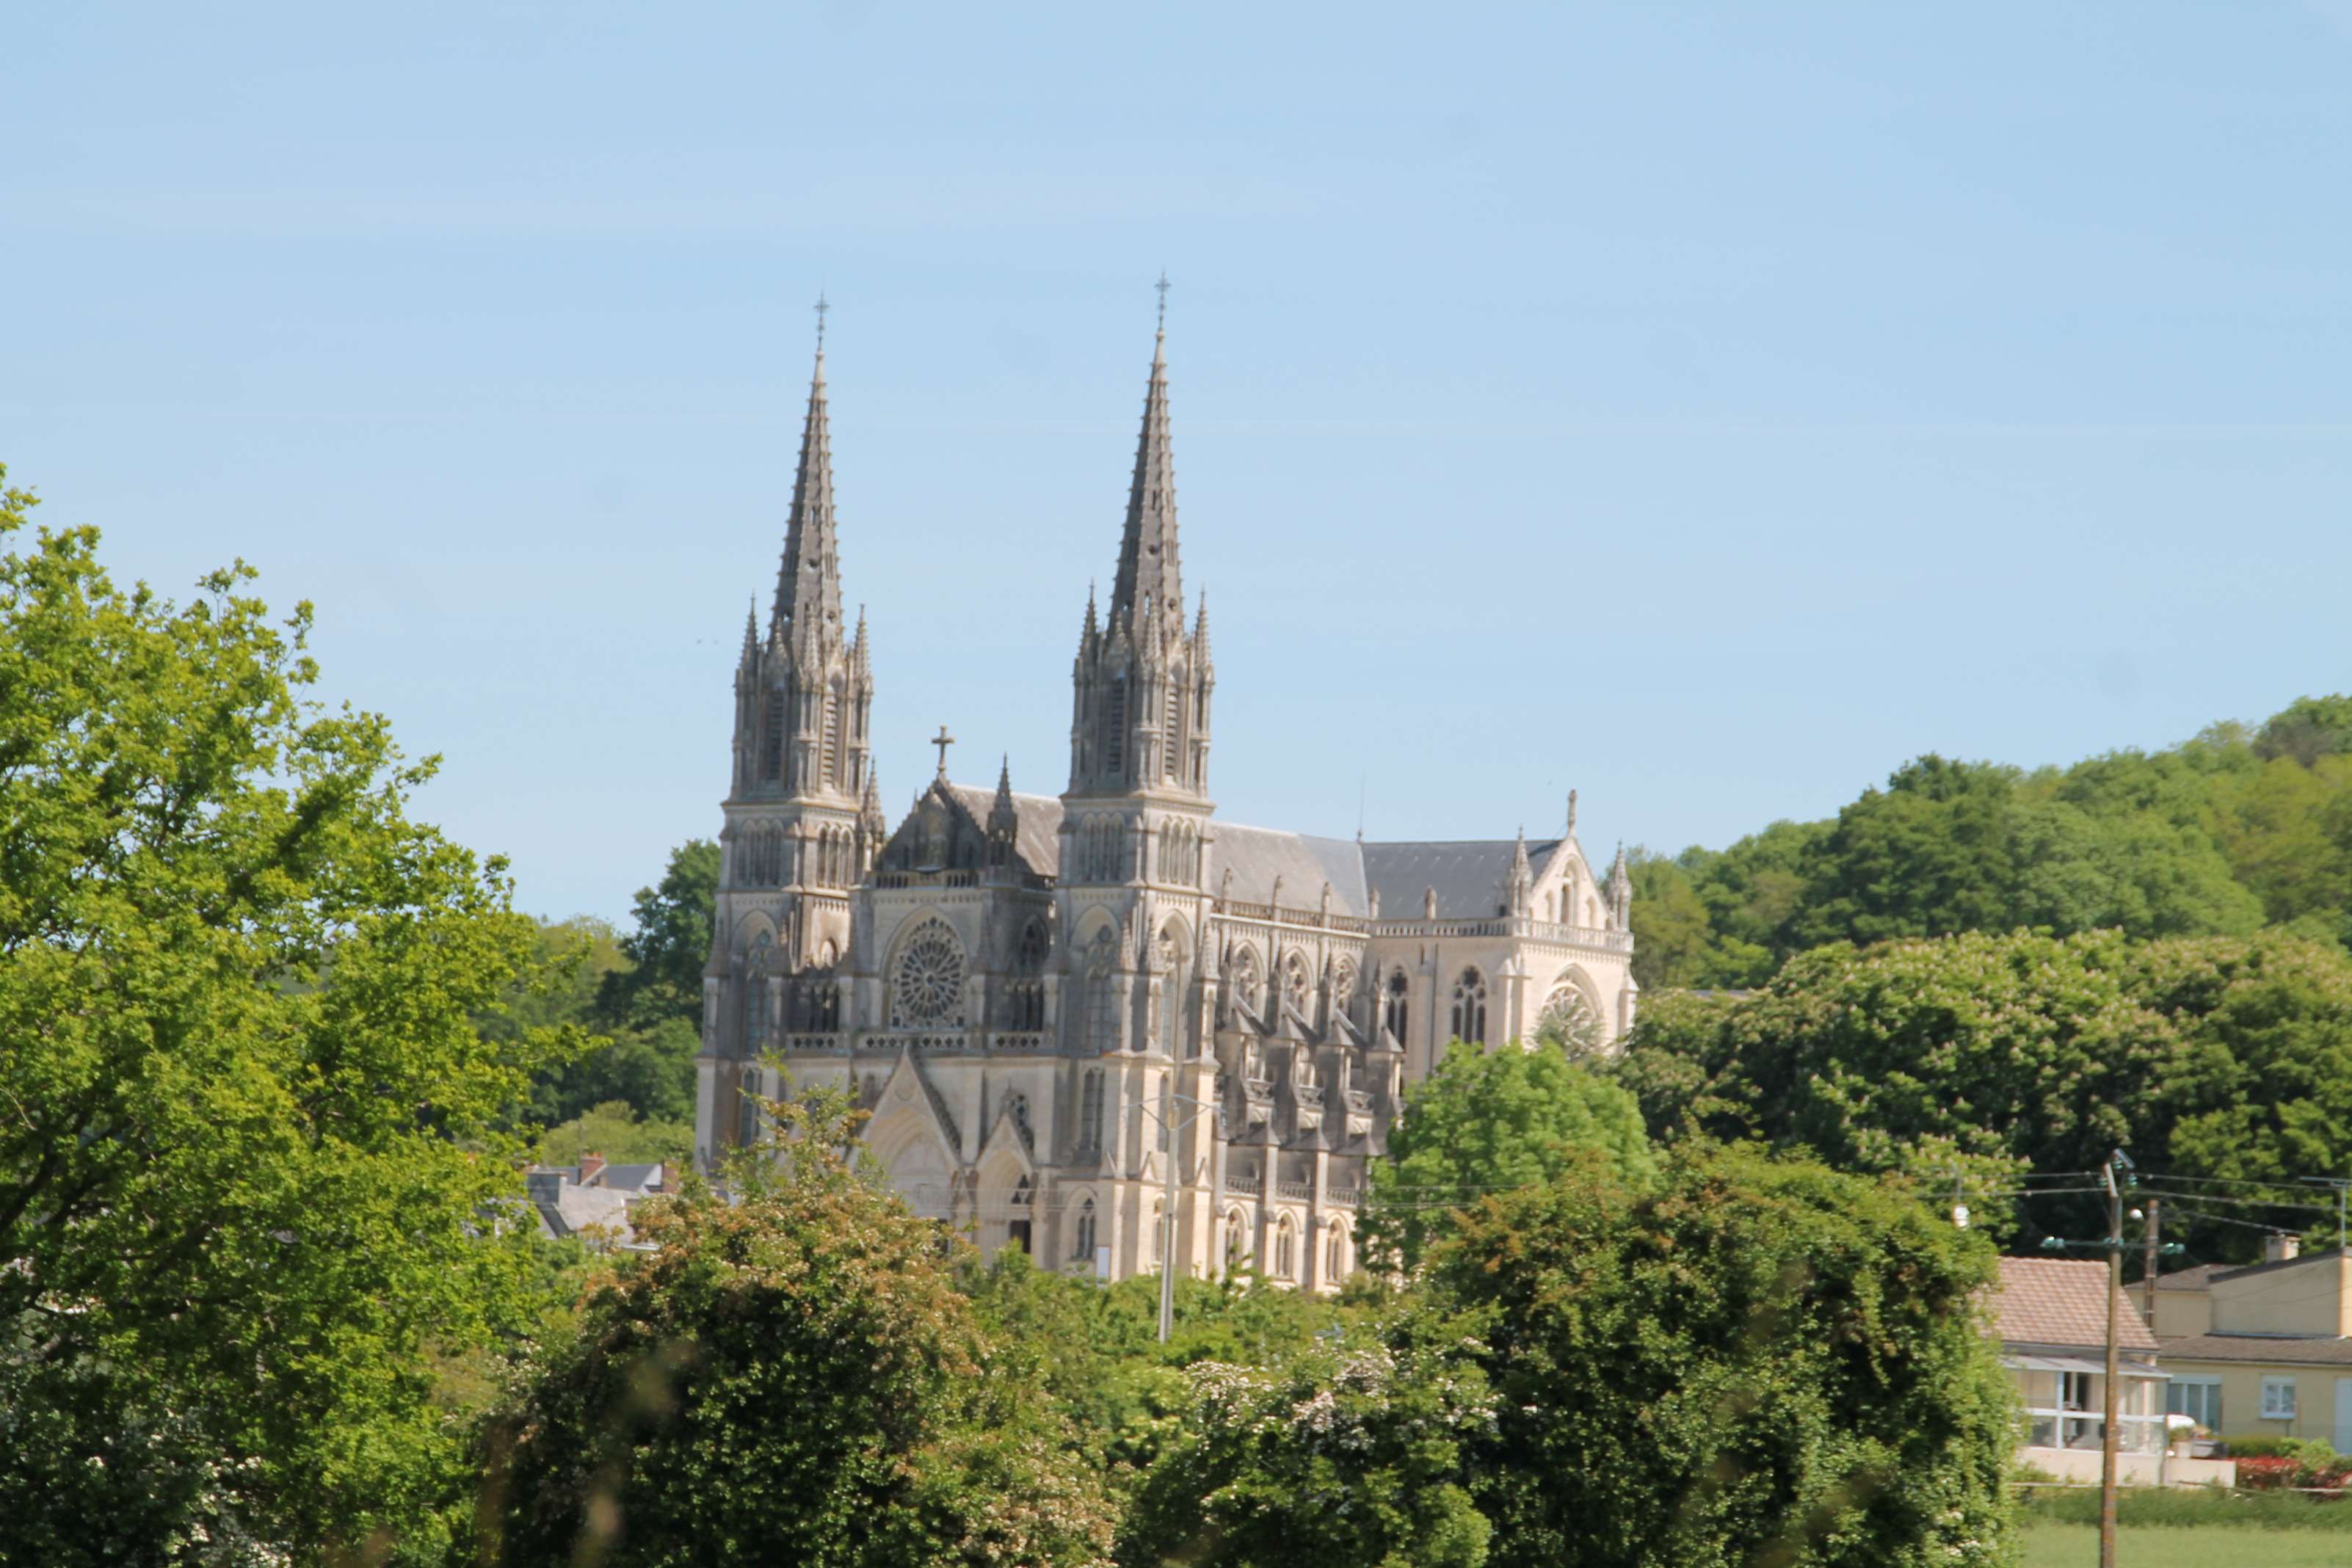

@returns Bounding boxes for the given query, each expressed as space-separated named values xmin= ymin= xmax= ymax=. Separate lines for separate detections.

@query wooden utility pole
xmin=2141 ymin=1196 xmax=2161 ymax=1326
xmin=2099 ymin=1150 xmax=2130 ymax=1568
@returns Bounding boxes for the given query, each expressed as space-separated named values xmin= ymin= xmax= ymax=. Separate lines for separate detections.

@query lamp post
xmin=1130 ymin=1089 xmax=1216 ymax=1345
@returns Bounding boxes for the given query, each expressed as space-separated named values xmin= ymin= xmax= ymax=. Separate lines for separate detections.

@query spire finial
xmin=814 ymin=291 xmax=830 ymax=353
xmin=1155 ymin=271 xmax=1170 ymax=336
xmin=930 ymin=724 xmax=956 ymax=780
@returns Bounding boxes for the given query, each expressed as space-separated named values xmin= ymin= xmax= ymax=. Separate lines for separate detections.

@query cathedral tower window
xmin=1384 ymin=970 xmax=1410 ymax=1048
xmin=1163 ymin=675 xmax=1182 ymax=781
xmin=888 ymin=918 xmax=966 ymax=1029
xmin=1085 ymin=926 xmax=1119 ymax=1045
xmin=821 ymin=686 xmax=841 ymax=788
xmin=761 ymin=689 xmax=786 ymax=783
xmin=1451 ymin=967 xmax=1488 ymax=1046
xmin=1078 ymin=1068 xmax=1105 ymax=1153
xmin=1009 ymin=1176 xmax=1033 ymax=1255
xmin=1103 ymin=676 xmax=1127 ymax=780
xmin=1073 ymin=1197 xmax=1097 ymax=1263
xmin=741 ymin=932 xmax=773 ymax=1053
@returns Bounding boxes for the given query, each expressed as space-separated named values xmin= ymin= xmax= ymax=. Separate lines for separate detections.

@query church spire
xmin=1108 ymin=294 xmax=1180 ymax=626
xmin=772 ymin=313 xmax=843 ymax=648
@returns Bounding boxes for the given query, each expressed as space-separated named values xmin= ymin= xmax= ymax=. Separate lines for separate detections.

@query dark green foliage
xmin=1613 ymin=928 xmax=2352 ymax=1256
xmin=1630 ymin=697 xmax=2352 ymax=990
xmin=1360 ymin=1041 xmax=1656 ymax=1273
xmin=1431 ymin=1144 xmax=2018 ymax=1568
xmin=598 ymin=839 xmax=721 ymax=1028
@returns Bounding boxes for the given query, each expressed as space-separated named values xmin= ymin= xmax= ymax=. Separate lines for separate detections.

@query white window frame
xmin=2167 ymin=1375 xmax=2222 ymax=1430
xmin=2262 ymin=1375 xmax=2299 ymax=1420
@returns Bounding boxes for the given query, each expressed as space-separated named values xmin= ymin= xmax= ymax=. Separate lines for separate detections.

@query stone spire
xmin=1109 ymin=319 xmax=1180 ymax=628
xmin=1193 ymin=591 xmax=1213 ymax=671
xmin=987 ymin=755 xmax=1020 ymax=866
xmin=1509 ymin=827 xmax=1534 ymax=916
xmin=772 ymin=338 xmax=843 ymax=647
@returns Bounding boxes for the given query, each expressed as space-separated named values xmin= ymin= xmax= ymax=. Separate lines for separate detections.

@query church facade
xmin=691 ymin=322 xmax=1636 ymax=1290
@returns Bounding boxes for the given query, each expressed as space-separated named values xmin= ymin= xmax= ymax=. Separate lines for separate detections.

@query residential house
xmin=526 ymin=1153 xmax=669 ymax=1252
xmin=2153 ymin=1238 xmax=2352 ymax=1449
xmin=1995 ymin=1255 xmax=2231 ymax=1486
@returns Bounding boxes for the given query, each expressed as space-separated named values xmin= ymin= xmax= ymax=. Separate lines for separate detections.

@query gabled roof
xmin=1360 ymin=838 xmax=1561 ymax=921
xmin=1995 ymin=1256 xmax=2160 ymax=1353
xmin=943 ymin=783 xmax=1063 ymax=877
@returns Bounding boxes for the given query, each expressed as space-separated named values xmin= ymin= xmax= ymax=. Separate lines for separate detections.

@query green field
xmin=2023 ymin=1524 xmax=2352 ymax=1567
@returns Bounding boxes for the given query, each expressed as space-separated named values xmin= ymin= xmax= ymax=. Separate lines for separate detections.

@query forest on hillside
xmin=1627 ymin=694 xmax=2352 ymax=992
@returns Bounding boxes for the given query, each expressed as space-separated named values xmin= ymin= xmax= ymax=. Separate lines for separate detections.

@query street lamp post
xmin=1131 ymin=1090 xmax=1216 ymax=1345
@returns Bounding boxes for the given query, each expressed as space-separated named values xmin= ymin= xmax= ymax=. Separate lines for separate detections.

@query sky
xmin=7 ymin=3 xmax=2351 ymax=923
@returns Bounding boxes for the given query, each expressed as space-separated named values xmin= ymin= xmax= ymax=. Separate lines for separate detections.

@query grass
xmin=2022 ymin=1523 xmax=2352 ymax=1566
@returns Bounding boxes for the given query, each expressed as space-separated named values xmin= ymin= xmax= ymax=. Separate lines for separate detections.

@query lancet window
xmin=1451 ymin=966 xmax=1488 ymax=1046
xmin=1384 ymin=970 xmax=1410 ymax=1047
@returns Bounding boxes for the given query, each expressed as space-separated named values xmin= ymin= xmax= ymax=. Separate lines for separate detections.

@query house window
xmin=2059 ymin=1371 xmax=2091 ymax=1412
xmin=2168 ymin=1376 xmax=2222 ymax=1431
xmin=2262 ymin=1376 xmax=2299 ymax=1420
xmin=1073 ymin=1197 xmax=1097 ymax=1263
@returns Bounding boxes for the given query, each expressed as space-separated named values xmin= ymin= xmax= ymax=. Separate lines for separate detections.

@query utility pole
xmin=1131 ymin=1091 xmax=1214 ymax=1345
xmin=2101 ymin=1150 xmax=2125 ymax=1568
xmin=2141 ymin=1196 xmax=2160 ymax=1328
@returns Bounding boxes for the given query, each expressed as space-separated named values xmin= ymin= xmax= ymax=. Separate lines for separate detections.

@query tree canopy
xmin=1361 ymin=1040 xmax=1655 ymax=1273
xmin=0 ymin=468 xmax=584 ymax=1558
xmin=1629 ymin=700 xmax=2352 ymax=990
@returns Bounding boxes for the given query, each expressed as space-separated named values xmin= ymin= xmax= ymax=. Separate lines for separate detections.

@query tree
xmin=1117 ymin=1315 xmax=1495 ymax=1568
xmin=1611 ymin=928 xmax=2352 ymax=1257
xmin=1361 ymin=1042 xmax=1655 ymax=1273
xmin=533 ymin=1100 xmax=695 ymax=1168
xmin=1429 ymin=1144 xmax=2017 ymax=1568
xmin=598 ymin=838 xmax=721 ymax=1028
xmin=0 ymin=467 xmax=584 ymax=1558
xmin=485 ymin=1088 xmax=1116 ymax=1567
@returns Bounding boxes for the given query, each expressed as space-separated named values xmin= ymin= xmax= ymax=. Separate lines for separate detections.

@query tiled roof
xmin=943 ymin=784 xmax=1063 ymax=878
xmin=1995 ymin=1256 xmax=2159 ymax=1354
xmin=1360 ymin=838 xmax=1559 ymax=921
xmin=2160 ymin=1333 xmax=2352 ymax=1366
xmin=2155 ymin=1263 xmax=2223 ymax=1293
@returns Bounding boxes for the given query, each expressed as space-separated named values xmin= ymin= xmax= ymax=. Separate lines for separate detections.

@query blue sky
xmin=8 ymin=3 xmax=2351 ymax=921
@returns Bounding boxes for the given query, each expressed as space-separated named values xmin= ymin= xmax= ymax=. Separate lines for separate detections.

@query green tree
xmin=532 ymin=1100 xmax=695 ymax=1168
xmin=0 ymin=467 xmax=584 ymax=1559
xmin=1612 ymin=928 xmax=2352 ymax=1257
xmin=1117 ymin=1315 xmax=1495 ymax=1568
xmin=486 ymin=1088 xmax=1116 ymax=1567
xmin=1625 ymin=853 xmax=1715 ymax=990
xmin=598 ymin=838 xmax=720 ymax=1028
xmin=1361 ymin=1042 xmax=1655 ymax=1273
xmin=1430 ymin=1144 xmax=2017 ymax=1568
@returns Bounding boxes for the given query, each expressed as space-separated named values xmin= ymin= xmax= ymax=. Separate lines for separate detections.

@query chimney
xmin=2265 ymin=1233 xmax=2301 ymax=1264
xmin=578 ymin=1151 xmax=606 ymax=1185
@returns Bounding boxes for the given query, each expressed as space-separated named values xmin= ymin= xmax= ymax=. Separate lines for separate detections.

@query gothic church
xmin=692 ymin=319 xmax=1637 ymax=1290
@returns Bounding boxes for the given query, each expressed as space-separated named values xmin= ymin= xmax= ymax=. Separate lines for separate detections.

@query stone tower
xmin=700 ymin=334 xmax=877 ymax=1148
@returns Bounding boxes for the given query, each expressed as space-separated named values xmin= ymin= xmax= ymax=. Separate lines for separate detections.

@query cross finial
xmin=1155 ymin=272 xmax=1170 ymax=334
xmin=930 ymin=724 xmax=956 ymax=779
xmin=814 ymin=291 xmax=830 ymax=352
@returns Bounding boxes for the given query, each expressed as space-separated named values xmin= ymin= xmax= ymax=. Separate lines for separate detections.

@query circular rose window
xmin=890 ymin=920 xmax=966 ymax=1028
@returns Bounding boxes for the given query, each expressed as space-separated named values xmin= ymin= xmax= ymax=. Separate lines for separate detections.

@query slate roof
xmin=943 ymin=784 xmax=1064 ymax=878
xmin=1995 ymin=1256 xmax=2160 ymax=1353
xmin=2160 ymin=1333 xmax=2352 ymax=1366
xmin=1360 ymin=838 xmax=1560 ymax=921
xmin=1214 ymin=823 xmax=1370 ymax=914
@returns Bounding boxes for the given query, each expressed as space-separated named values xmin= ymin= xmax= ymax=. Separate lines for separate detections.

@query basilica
xmin=691 ymin=317 xmax=1637 ymax=1290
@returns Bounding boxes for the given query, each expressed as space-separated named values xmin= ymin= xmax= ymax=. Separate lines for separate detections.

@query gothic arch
xmin=1538 ymin=966 xmax=1605 ymax=1059
xmin=1325 ymin=1219 xmax=1351 ymax=1284
xmin=1225 ymin=942 xmax=1263 ymax=1020
xmin=1451 ymin=965 xmax=1489 ymax=1046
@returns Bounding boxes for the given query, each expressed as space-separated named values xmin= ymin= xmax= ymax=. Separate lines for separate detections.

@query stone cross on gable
xmin=931 ymin=725 xmax=955 ymax=779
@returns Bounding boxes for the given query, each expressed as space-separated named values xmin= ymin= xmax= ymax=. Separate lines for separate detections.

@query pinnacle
xmin=772 ymin=337 xmax=844 ymax=648
xmin=1108 ymin=321 xmax=1180 ymax=623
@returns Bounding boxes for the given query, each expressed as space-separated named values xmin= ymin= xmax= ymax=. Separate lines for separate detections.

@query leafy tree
xmin=533 ymin=1100 xmax=695 ymax=1168
xmin=598 ymin=838 xmax=720 ymax=1028
xmin=1361 ymin=1042 xmax=1655 ymax=1273
xmin=485 ymin=1087 xmax=1116 ymax=1567
xmin=1624 ymin=853 xmax=1714 ymax=990
xmin=1116 ymin=1314 xmax=1495 ymax=1568
xmin=1430 ymin=1144 xmax=2017 ymax=1568
xmin=2254 ymin=695 xmax=2352 ymax=767
xmin=0 ymin=466 xmax=584 ymax=1558
xmin=1612 ymin=928 xmax=2352 ymax=1257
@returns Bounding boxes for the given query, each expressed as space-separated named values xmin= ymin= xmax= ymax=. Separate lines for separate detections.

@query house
xmin=2152 ymin=1238 xmax=2352 ymax=1448
xmin=526 ymin=1153 xmax=669 ymax=1252
xmin=1994 ymin=1255 xmax=2232 ymax=1486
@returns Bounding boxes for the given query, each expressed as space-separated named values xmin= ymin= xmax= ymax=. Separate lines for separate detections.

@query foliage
xmin=2019 ymin=1483 xmax=2352 ymax=1530
xmin=485 ymin=1086 xmax=1116 ymax=1567
xmin=1361 ymin=1041 xmax=1656 ymax=1273
xmin=957 ymin=1247 xmax=1360 ymax=1482
xmin=597 ymin=838 xmax=720 ymax=1029
xmin=2218 ymin=1435 xmax=2340 ymax=1462
xmin=532 ymin=1100 xmax=695 ymax=1168
xmin=1611 ymin=928 xmax=2352 ymax=1255
xmin=1116 ymin=1315 xmax=1496 ymax=1568
xmin=1428 ymin=1143 xmax=2019 ymax=1568
xmin=1628 ymin=698 xmax=2352 ymax=990
xmin=0 ymin=468 xmax=586 ymax=1561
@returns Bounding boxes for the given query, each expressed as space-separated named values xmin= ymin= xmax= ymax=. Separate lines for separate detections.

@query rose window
xmin=890 ymin=920 xmax=966 ymax=1028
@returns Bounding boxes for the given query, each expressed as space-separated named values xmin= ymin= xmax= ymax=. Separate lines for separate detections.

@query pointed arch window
xmin=761 ymin=689 xmax=786 ymax=783
xmin=1103 ymin=676 xmax=1128 ymax=780
xmin=1451 ymin=967 xmax=1488 ymax=1046
xmin=1224 ymin=1208 xmax=1251 ymax=1273
xmin=1274 ymin=1215 xmax=1297 ymax=1280
xmin=1073 ymin=1197 xmax=1097 ymax=1263
xmin=1078 ymin=1068 xmax=1106 ymax=1154
xmin=1163 ymin=674 xmax=1182 ymax=781
xmin=1326 ymin=1223 xmax=1349 ymax=1282
xmin=1383 ymin=970 xmax=1410 ymax=1047
xmin=1008 ymin=1175 xmax=1034 ymax=1255
xmin=1151 ymin=1200 xmax=1166 ymax=1267
xmin=822 ymin=683 xmax=841 ymax=788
